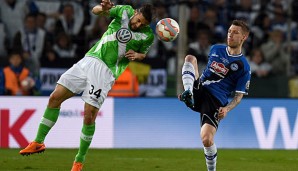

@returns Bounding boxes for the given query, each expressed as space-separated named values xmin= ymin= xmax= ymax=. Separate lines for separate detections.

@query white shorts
xmin=57 ymin=56 xmax=115 ymax=109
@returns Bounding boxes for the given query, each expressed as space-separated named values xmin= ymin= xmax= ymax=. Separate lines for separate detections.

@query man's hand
xmin=217 ymin=92 xmax=243 ymax=120
xmin=125 ymin=50 xmax=145 ymax=61
xmin=100 ymin=0 xmax=114 ymax=11
xmin=92 ymin=0 xmax=114 ymax=15
xmin=218 ymin=107 xmax=228 ymax=120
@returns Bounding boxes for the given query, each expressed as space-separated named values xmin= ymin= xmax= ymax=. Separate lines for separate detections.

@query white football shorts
xmin=57 ymin=56 xmax=115 ymax=109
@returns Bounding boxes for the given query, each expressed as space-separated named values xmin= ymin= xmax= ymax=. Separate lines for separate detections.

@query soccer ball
xmin=156 ymin=18 xmax=180 ymax=42
xmin=21 ymin=77 xmax=35 ymax=91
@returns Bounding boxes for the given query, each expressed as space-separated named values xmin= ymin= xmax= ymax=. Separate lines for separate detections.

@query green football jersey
xmin=86 ymin=5 xmax=154 ymax=79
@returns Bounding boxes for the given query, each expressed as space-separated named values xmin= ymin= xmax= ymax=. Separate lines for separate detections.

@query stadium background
xmin=0 ymin=0 xmax=298 ymax=170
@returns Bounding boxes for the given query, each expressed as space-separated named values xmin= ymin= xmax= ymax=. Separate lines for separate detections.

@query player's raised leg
xmin=180 ymin=55 xmax=199 ymax=107
xmin=19 ymin=84 xmax=74 ymax=156
xmin=201 ymin=124 xmax=217 ymax=171
xmin=71 ymin=103 xmax=98 ymax=171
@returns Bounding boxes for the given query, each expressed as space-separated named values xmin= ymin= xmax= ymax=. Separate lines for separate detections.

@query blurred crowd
xmin=0 ymin=0 xmax=297 ymax=97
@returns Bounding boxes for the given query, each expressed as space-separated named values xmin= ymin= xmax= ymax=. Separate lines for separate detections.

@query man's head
xmin=9 ymin=52 xmax=22 ymax=67
xmin=36 ymin=12 xmax=47 ymax=29
xmin=227 ymin=20 xmax=250 ymax=48
xmin=24 ymin=14 xmax=37 ymax=32
xmin=130 ymin=4 xmax=155 ymax=31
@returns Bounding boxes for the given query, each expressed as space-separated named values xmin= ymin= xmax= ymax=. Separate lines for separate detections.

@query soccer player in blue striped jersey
xmin=179 ymin=20 xmax=251 ymax=171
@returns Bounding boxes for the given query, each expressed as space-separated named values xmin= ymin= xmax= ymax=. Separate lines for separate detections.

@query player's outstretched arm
xmin=125 ymin=50 xmax=146 ymax=61
xmin=92 ymin=0 xmax=114 ymax=16
xmin=218 ymin=92 xmax=243 ymax=120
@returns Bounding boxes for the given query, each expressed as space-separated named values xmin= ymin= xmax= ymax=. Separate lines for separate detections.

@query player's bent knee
xmin=48 ymin=92 xmax=63 ymax=108
xmin=201 ymin=136 xmax=214 ymax=147
xmin=85 ymin=104 xmax=98 ymax=113
xmin=185 ymin=55 xmax=197 ymax=63
xmin=84 ymin=104 xmax=99 ymax=124
xmin=83 ymin=113 xmax=96 ymax=124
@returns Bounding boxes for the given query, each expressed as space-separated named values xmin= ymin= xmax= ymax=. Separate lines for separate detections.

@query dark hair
xmin=37 ymin=12 xmax=47 ymax=18
xmin=25 ymin=13 xmax=37 ymax=20
xmin=9 ymin=52 xmax=22 ymax=59
xmin=232 ymin=20 xmax=250 ymax=34
xmin=139 ymin=4 xmax=155 ymax=23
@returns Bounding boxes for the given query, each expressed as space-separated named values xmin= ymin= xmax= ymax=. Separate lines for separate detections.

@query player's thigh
xmin=48 ymin=84 xmax=75 ymax=107
xmin=200 ymin=123 xmax=216 ymax=139
xmin=196 ymin=86 xmax=222 ymax=129
xmin=57 ymin=62 xmax=88 ymax=94
xmin=81 ymin=58 xmax=115 ymax=109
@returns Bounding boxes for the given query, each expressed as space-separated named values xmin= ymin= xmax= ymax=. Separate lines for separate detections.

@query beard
xmin=129 ymin=15 xmax=140 ymax=31
xmin=129 ymin=20 xmax=137 ymax=31
xmin=130 ymin=25 xmax=137 ymax=31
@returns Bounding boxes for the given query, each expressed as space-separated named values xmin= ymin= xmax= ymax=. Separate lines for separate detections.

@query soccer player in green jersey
xmin=19 ymin=1 xmax=155 ymax=170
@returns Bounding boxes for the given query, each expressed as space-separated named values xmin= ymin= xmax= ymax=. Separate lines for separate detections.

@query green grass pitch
xmin=1 ymin=148 xmax=298 ymax=171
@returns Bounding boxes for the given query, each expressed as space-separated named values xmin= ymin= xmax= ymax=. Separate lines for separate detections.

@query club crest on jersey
xmin=211 ymin=61 xmax=229 ymax=75
xmin=230 ymin=63 xmax=239 ymax=71
xmin=116 ymin=28 xmax=132 ymax=43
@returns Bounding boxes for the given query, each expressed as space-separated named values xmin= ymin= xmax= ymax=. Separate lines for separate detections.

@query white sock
xmin=182 ymin=62 xmax=195 ymax=93
xmin=204 ymin=144 xmax=217 ymax=171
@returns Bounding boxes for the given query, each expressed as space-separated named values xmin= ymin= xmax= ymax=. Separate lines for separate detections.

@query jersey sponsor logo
xmin=230 ymin=63 xmax=239 ymax=71
xmin=116 ymin=28 xmax=132 ymax=43
xmin=211 ymin=61 xmax=229 ymax=75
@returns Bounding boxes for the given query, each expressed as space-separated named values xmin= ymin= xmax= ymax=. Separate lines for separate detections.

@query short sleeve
xmin=208 ymin=45 xmax=216 ymax=58
xmin=109 ymin=5 xmax=121 ymax=18
xmin=235 ymin=66 xmax=251 ymax=95
xmin=109 ymin=5 xmax=133 ymax=18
